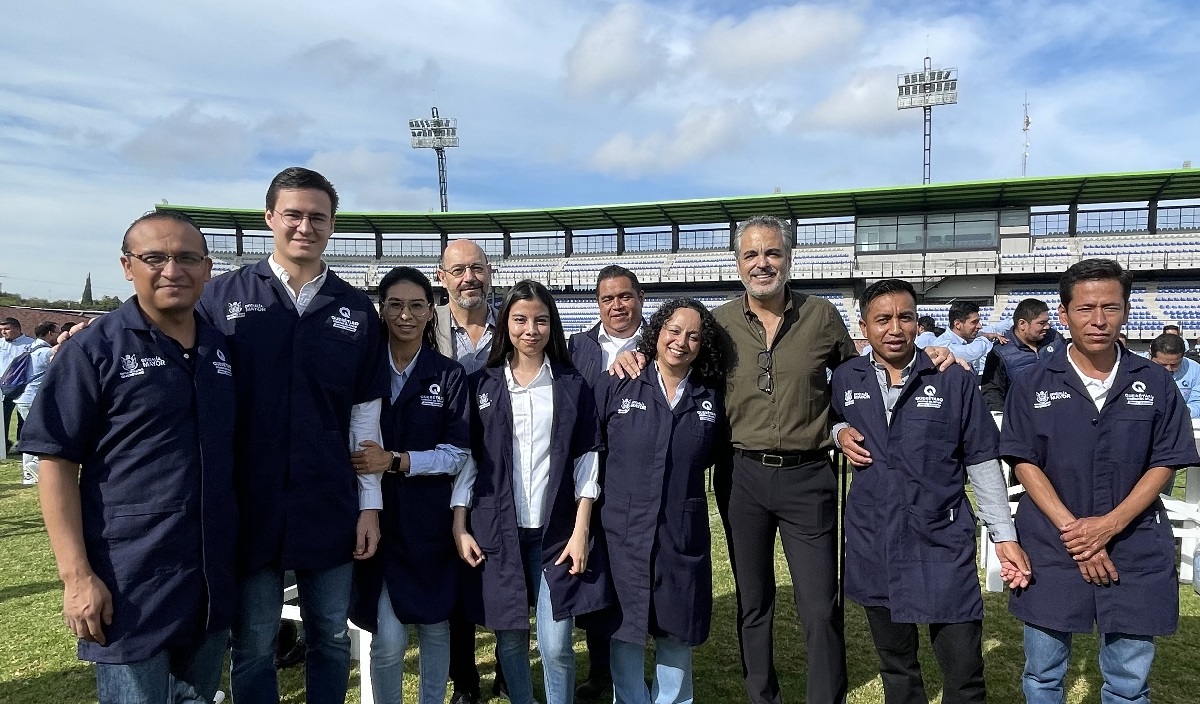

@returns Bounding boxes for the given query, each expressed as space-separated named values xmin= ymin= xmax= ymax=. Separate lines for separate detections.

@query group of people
xmin=16 ymin=165 xmax=1197 ymax=704
xmin=0 ymin=316 xmax=61 ymax=482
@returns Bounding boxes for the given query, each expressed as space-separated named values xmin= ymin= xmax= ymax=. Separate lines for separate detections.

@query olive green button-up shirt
xmin=712 ymin=290 xmax=856 ymax=453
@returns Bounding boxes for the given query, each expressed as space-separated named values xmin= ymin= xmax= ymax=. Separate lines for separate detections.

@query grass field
xmin=3 ymin=448 xmax=1200 ymax=703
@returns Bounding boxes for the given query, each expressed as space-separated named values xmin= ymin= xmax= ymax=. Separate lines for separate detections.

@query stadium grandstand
xmin=161 ymin=168 xmax=1200 ymax=341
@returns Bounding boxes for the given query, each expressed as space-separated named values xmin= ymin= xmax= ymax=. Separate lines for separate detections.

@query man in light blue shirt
xmin=1149 ymin=332 xmax=1200 ymax=419
xmin=915 ymin=316 xmax=939 ymax=349
xmin=933 ymin=301 xmax=991 ymax=374
xmin=15 ymin=321 xmax=56 ymax=483
xmin=0 ymin=317 xmax=35 ymax=453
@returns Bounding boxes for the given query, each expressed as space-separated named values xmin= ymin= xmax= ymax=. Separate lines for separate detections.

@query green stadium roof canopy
xmin=159 ymin=169 xmax=1200 ymax=236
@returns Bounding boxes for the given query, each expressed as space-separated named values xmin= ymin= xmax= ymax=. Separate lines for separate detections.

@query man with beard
xmin=433 ymin=238 xmax=507 ymax=704
xmin=981 ymin=298 xmax=1064 ymax=412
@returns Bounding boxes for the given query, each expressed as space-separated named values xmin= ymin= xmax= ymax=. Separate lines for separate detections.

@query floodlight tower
xmin=409 ymin=107 xmax=459 ymax=212
xmin=897 ymin=57 xmax=958 ymax=184
xmin=1021 ymin=95 xmax=1031 ymax=177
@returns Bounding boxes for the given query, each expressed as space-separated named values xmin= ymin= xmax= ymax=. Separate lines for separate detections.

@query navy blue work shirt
xmin=1001 ymin=345 xmax=1198 ymax=635
xmin=197 ymin=259 xmax=389 ymax=573
xmin=831 ymin=352 xmax=999 ymax=624
xmin=595 ymin=365 xmax=727 ymax=647
xmin=19 ymin=298 xmax=237 ymax=664
xmin=461 ymin=363 xmax=610 ymax=631
xmin=352 ymin=345 xmax=470 ymax=630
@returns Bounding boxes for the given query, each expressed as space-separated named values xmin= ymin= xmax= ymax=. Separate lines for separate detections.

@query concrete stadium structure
xmin=162 ymin=169 xmax=1200 ymax=341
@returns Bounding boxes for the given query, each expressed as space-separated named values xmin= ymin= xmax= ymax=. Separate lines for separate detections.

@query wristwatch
xmin=388 ymin=451 xmax=404 ymax=474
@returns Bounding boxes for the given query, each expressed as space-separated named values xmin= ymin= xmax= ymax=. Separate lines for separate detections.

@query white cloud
xmin=588 ymin=101 xmax=751 ymax=176
xmin=308 ymin=146 xmax=439 ymax=211
xmin=795 ymin=66 xmax=911 ymax=136
xmin=690 ymin=4 xmax=864 ymax=85
xmin=119 ymin=102 xmax=257 ymax=176
xmin=563 ymin=3 xmax=669 ymax=101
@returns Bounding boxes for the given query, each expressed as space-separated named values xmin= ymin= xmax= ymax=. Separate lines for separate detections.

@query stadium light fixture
xmin=897 ymin=57 xmax=958 ymax=184
xmin=409 ymin=107 xmax=459 ymax=212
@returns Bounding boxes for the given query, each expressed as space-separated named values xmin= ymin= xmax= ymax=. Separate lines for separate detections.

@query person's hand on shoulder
xmin=53 ymin=317 xmax=97 ymax=355
xmin=608 ymin=350 xmax=646 ymax=379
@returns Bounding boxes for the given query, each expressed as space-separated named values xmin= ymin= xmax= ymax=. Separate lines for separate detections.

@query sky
xmin=2 ymin=0 xmax=1198 ymax=300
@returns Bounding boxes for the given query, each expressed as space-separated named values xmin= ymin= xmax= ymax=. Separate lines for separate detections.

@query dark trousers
xmin=584 ymin=626 xmax=611 ymax=679
xmin=2 ymin=396 xmax=20 ymax=449
xmin=715 ymin=454 xmax=847 ymax=704
xmin=863 ymin=606 xmax=985 ymax=704
xmin=449 ymin=608 xmax=483 ymax=696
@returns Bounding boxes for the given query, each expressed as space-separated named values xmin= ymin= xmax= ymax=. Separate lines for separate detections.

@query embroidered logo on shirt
xmin=329 ymin=307 xmax=361 ymax=333
xmin=617 ymin=398 xmax=647 ymax=414
xmin=213 ymin=349 xmax=233 ymax=377
xmin=1125 ymin=380 xmax=1154 ymax=406
xmin=421 ymin=383 xmax=444 ymax=408
xmin=844 ymin=390 xmax=870 ymax=406
xmin=1034 ymin=389 xmax=1072 ymax=409
xmin=478 ymin=392 xmax=491 ymax=410
xmin=696 ymin=399 xmax=717 ymax=423
xmin=140 ymin=356 xmax=167 ymax=367
xmin=119 ymin=354 xmax=144 ymax=379
xmin=914 ymin=384 xmax=943 ymax=409
xmin=225 ymin=301 xmax=266 ymax=320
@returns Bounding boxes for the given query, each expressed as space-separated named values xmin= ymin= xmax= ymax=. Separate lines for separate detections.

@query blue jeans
xmin=610 ymin=636 xmax=693 ymax=704
xmin=231 ymin=562 xmax=354 ymax=704
xmin=1023 ymin=624 xmax=1156 ymax=704
xmin=371 ymin=584 xmax=451 ymax=704
xmin=95 ymin=628 xmax=228 ymax=704
xmin=494 ymin=528 xmax=575 ymax=704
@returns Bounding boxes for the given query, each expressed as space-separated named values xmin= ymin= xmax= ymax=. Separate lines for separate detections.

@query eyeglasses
xmin=271 ymin=209 xmax=333 ymax=233
xmin=440 ymin=264 xmax=488 ymax=278
xmin=383 ymin=300 xmax=431 ymax=317
xmin=124 ymin=252 xmax=209 ymax=270
xmin=757 ymin=349 xmax=774 ymax=395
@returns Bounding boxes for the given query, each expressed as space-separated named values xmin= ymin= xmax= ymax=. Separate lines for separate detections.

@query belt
xmin=733 ymin=447 xmax=829 ymax=468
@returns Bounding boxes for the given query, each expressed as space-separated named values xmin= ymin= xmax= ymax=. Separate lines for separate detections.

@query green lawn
xmin=2 ymin=450 xmax=1199 ymax=702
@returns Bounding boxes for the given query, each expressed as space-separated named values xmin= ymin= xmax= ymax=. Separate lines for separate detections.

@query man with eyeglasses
xmin=196 ymin=167 xmax=389 ymax=704
xmin=21 ymin=211 xmax=237 ymax=703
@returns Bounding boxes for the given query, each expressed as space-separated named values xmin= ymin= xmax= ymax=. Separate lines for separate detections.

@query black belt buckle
xmin=761 ymin=453 xmax=784 ymax=468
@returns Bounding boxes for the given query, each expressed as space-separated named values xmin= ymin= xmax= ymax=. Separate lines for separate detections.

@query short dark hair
xmin=1059 ymin=258 xmax=1132 ymax=308
xmin=122 ymin=210 xmax=207 ymax=255
xmin=595 ymin=265 xmax=642 ymax=295
xmin=60 ymin=322 xmax=76 ymax=332
xmin=487 ymin=280 xmax=572 ymax=369
xmin=636 ymin=298 xmax=726 ymax=387
xmin=266 ymin=167 xmax=340 ymax=215
xmin=34 ymin=322 xmax=56 ymax=338
xmin=1013 ymin=298 xmax=1050 ymax=325
xmin=859 ymin=279 xmax=917 ymax=319
xmin=917 ymin=315 xmax=936 ymax=333
xmin=1163 ymin=324 xmax=1181 ymax=334
xmin=1151 ymin=332 xmax=1187 ymax=357
xmin=947 ymin=300 xmax=980 ymax=326
xmin=377 ymin=266 xmax=438 ymax=350
xmin=0 ymin=317 xmax=20 ymax=329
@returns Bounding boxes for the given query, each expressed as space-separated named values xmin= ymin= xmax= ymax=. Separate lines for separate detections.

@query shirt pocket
xmin=901 ymin=505 xmax=973 ymax=563
xmin=678 ymin=497 xmax=710 ymax=557
xmin=102 ymin=500 xmax=187 ymax=540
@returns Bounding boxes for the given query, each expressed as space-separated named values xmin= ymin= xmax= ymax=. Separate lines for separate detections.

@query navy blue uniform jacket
xmin=197 ymin=259 xmax=389 ymax=573
xmin=568 ymin=323 xmax=606 ymax=386
xmin=462 ymin=363 xmax=610 ymax=631
xmin=831 ymin=353 xmax=999 ymax=624
xmin=1001 ymin=346 xmax=1198 ymax=635
xmin=20 ymin=299 xmax=237 ymax=663
xmin=595 ymin=366 xmax=726 ymax=646
xmin=352 ymin=346 xmax=470 ymax=629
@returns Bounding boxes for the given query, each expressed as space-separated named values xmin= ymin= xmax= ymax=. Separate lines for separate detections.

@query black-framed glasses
xmin=440 ymin=264 xmax=488 ymax=278
xmin=271 ymin=209 xmax=333 ymax=233
xmin=757 ymin=349 xmax=774 ymax=395
xmin=382 ymin=300 xmax=431 ymax=317
xmin=124 ymin=252 xmax=209 ymax=270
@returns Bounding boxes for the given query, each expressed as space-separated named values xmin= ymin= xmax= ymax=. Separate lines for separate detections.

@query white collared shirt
xmin=654 ymin=361 xmax=687 ymax=409
xmin=597 ymin=324 xmax=642 ymax=371
xmin=387 ymin=348 xmax=469 ymax=477
xmin=450 ymin=358 xmax=601 ymax=524
xmin=1065 ymin=343 xmax=1121 ymax=411
xmin=268 ymin=255 xmax=328 ymax=316
xmin=269 ymin=255 xmax=384 ymax=509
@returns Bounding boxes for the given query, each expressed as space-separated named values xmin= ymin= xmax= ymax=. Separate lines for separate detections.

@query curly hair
xmin=636 ymin=298 xmax=726 ymax=387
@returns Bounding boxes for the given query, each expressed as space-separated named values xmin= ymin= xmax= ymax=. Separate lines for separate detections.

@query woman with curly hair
xmin=593 ymin=297 xmax=729 ymax=704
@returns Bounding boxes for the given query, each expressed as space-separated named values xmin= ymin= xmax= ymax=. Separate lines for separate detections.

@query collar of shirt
xmin=740 ymin=291 xmax=796 ymax=322
xmin=450 ymin=307 xmax=496 ymax=332
xmin=504 ymin=356 xmax=555 ymax=391
xmin=268 ymin=255 xmax=328 ymax=315
xmin=597 ymin=323 xmax=642 ymax=369
xmin=1065 ymin=343 xmax=1120 ymax=408
xmin=388 ymin=347 xmax=422 ymax=401
xmin=868 ymin=350 xmax=919 ymax=390
xmin=653 ymin=360 xmax=689 ymax=409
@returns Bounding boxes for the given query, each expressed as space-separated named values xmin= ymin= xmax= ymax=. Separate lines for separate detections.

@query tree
xmin=81 ymin=273 xmax=93 ymax=307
